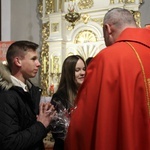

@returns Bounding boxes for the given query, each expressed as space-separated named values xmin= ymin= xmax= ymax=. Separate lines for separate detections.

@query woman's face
xmin=75 ymin=59 xmax=86 ymax=87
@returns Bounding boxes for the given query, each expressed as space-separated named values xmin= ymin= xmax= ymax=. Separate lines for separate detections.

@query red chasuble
xmin=65 ymin=28 xmax=150 ymax=150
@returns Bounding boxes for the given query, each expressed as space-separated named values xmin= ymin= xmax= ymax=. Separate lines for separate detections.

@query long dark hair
xmin=56 ymin=55 xmax=86 ymax=106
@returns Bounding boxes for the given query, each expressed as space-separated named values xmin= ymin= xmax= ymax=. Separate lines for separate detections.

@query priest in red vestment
xmin=65 ymin=8 xmax=150 ymax=150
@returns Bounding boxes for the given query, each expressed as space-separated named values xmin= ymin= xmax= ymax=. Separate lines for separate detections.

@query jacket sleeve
xmin=0 ymin=91 xmax=47 ymax=150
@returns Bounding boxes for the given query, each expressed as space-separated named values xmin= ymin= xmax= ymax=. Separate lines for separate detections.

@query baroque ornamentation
xmin=131 ymin=10 xmax=141 ymax=27
xmin=38 ymin=0 xmax=54 ymax=17
xmin=65 ymin=11 xmax=81 ymax=28
xmin=79 ymin=13 xmax=103 ymax=27
xmin=118 ymin=0 xmax=124 ymax=3
xmin=81 ymin=14 xmax=90 ymax=24
xmin=125 ymin=0 xmax=137 ymax=3
xmin=78 ymin=0 xmax=94 ymax=9
xmin=51 ymin=23 xmax=59 ymax=33
xmin=91 ymin=17 xmax=103 ymax=27
xmin=74 ymin=30 xmax=97 ymax=44
xmin=45 ymin=0 xmax=54 ymax=15
xmin=65 ymin=1 xmax=81 ymax=29
xmin=38 ymin=0 xmax=43 ymax=16
xmin=40 ymin=22 xmax=50 ymax=96
xmin=110 ymin=0 xmax=114 ymax=4
xmin=74 ymin=30 xmax=100 ymax=60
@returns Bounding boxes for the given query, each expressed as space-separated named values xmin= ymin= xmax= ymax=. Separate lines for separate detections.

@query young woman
xmin=50 ymin=55 xmax=86 ymax=150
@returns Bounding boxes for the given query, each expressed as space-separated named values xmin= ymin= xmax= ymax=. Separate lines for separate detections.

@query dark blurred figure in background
xmin=86 ymin=57 xmax=93 ymax=66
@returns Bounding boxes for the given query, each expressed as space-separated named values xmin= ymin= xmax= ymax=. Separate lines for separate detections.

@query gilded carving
xmin=131 ymin=10 xmax=141 ymax=27
xmin=81 ymin=14 xmax=90 ymax=24
xmin=80 ymin=14 xmax=103 ymax=27
xmin=110 ymin=0 xmax=114 ymax=4
xmin=118 ymin=0 xmax=124 ymax=3
xmin=74 ymin=30 xmax=99 ymax=60
xmin=45 ymin=0 xmax=54 ymax=14
xmin=38 ymin=0 xmax=43 ymax=16
xmin=40 ymin=22 xmax=50 ymax=96
xmin=78 ymin=0 xmax=94 ymax=9
xmin=74 ymin=30 xmax=97 ymax=44
xmin=91 ymin=18 xmax=103 ymax=27
xmin=51 ymin=23 xmax=59 ymax=33
xmin=140 ymin=0 xmax=143 ymax=3
xmin=50 ymin=56 xmax=61 ymax=90
xmin=38 ymin=0 xmax=54 ymax=17
xmin=125 ymin=0 xmax=134 ymax=3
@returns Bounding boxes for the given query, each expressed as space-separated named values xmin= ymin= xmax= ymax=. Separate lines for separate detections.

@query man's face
xmin=20 ymin=49 xmax=41 ymax=79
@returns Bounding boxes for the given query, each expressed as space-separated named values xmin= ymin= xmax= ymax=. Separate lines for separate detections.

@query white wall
xmin=11 ymin=0 xmax=41 ymax=86
xmin=11 ymin=0 xmax=41 ymax=44
xmin=139 ymin=0 xmax=150 ymax=27
xmin=1 ymin=0 xmax=41 ymax=43
xmin=1 ymin=0 xmax=149 ymax=42
xmin=1 ymin=0 xmax=41 ymax=86
xmin=1 ymin=0 xmax=11 ymax=40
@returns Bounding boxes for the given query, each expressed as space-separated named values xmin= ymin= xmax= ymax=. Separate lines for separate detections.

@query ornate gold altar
xmin=38 ymin=0 xmax=142 ymax=97
xmin=38 ymin=0 xmax=143 ymax=149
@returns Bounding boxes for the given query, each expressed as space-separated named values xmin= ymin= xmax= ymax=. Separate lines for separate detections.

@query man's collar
xmin=10 ymin=75 xmax=28 ymax=92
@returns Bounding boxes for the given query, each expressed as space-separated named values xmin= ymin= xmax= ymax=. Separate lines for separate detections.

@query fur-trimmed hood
xmin=0 ymin=62 xmax=13 ymax=90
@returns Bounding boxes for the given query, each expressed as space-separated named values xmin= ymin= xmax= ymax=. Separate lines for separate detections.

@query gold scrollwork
xmin=140 ymin=0 xmax=143 ymax=3
xmin=125 ymin=0 xmax=134 ymax=3
xmin=40 ymin=22 xmax=50 ymax=96
xmin=45 ymin=0 xmax=54 ymax=14
xmin=81 ymin=14 xmax=90 ymax=24
xmin=78 ymin=0 xmax=94 ymax=10
xmin=131 ymin=10 xmax=141 ymax=27
xmin=51 ymin=23 xmax=59 ymax=33
xmin=38 ymin=0 xmax=54 ymax=17
xmin=91 ymin=18 xmax=103 ymax=27
xmin=38 ymin=0 xmax=43 ymax=16
xmin=74 ymin=30 xmax=97 ymax=44
xmin=118 ymin=0 xmax=124 ymax=3
xmin=79 ymin=13 xmax=103 ymax=27
xmin=110 ymin=0 xmax=114 ymax=4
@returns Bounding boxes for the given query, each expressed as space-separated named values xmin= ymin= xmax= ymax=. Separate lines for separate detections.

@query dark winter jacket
xmin=0 ymin=63 xmax=47 ymax=150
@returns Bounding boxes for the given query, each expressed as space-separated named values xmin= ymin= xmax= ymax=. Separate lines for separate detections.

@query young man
xmin=0 ymin=41 xmax=55 ymax=150
xmin=65 ymin=8 xmax=150 ymax=150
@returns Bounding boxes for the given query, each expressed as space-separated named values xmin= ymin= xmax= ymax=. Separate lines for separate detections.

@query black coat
xmin=0 ymin=85 xmax=47 ymax=150
xmin=0 ymin=63 xmax=47 ymax=150
xmin=50 ymin=90 xmax=70 ymax=150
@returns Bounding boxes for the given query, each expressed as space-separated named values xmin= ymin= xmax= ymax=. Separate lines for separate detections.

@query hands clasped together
xmin=37 ymin=102 xmax=56 ymax=128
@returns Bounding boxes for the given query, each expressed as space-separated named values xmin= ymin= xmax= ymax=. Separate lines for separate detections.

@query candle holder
xmin=65 ymin=1 xmax=80 ymax=29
